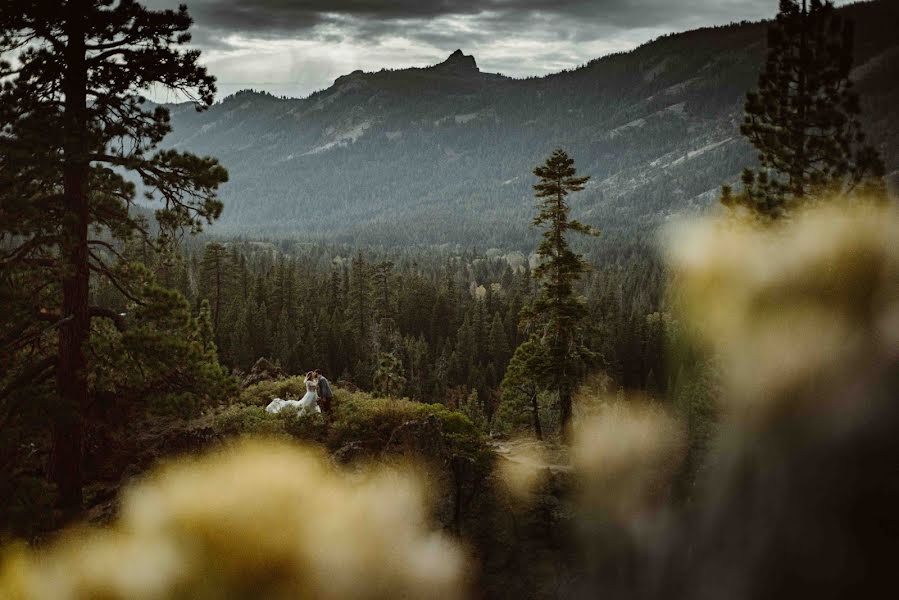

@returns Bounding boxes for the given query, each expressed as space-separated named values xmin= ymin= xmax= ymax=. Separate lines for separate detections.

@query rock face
xmin=435 ymin=49 xmax=479 ymax=75
xmin=77 ymin=416 xmax=225 ymax=534
xmin=331 ymin=441 xmax=365 ymax=465
xmin=382 ymin=416 xmax=482 ymax=533
xmin=379 ymin=417 xmax=579 ymax=596
xmin=241 ymin=358 xmax=285 ymax=388
xmin=384 ymin=415 xmax=448 ymax=459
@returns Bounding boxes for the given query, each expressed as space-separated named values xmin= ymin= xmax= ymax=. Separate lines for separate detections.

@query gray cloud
xmin=150 ymin=0 xmax=783 ymax=33
xmin=141 ymin=0 xmax=850 ymax=100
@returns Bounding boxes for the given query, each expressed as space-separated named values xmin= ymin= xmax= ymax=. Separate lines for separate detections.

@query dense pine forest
xmin=137 ymin=237 xmax=668 ymax=416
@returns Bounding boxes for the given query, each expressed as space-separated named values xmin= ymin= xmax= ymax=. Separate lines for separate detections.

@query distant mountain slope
xmin=163 ymin=0 xmax=899 ymax=248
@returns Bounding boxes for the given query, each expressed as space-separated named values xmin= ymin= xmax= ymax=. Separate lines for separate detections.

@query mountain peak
xmin=436 ymin=49 xmax=478 ymax=73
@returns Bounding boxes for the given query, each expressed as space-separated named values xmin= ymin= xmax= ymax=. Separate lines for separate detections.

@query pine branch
xmin=89 ymin=306 xmax=128 ymax=332
xmin=0 ymin=355 xmax=56 ymax=408
xmin=87 ymin=251 xmax=144 ymax=305
xmin=88 ymin=239 xmax=126 ymax=262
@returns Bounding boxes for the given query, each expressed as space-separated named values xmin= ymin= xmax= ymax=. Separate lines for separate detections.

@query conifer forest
xmin=1 ymin=1 xmax=897 ymax=598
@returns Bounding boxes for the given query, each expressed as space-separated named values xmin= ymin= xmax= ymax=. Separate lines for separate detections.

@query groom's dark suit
xmin=318 ymin=375 xmax=334 ymax=415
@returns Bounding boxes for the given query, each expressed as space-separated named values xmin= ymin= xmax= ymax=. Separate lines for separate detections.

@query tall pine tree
xmin=721 ymin=0 xmax=886 ymax=218
xmin=524 ymin=149 xmax=598 ymax=434
xmin=0 ymin=0 xmax=227 ymax=508
xmin=199 ymin=242 xmax=232 ymax=341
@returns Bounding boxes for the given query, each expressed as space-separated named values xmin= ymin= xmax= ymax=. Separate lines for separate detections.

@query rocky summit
xmin=161 ymin=1 xmax=899 ymax=248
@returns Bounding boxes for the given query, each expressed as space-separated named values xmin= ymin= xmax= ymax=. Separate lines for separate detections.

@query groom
xmin=315 ymin=369 xmax=333 ymax=415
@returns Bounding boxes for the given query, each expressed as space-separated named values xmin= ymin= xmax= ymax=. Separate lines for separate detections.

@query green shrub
xmin=213 ymin=404 xmax=286 ymax=436
xmin=330 ymin=391 xmax=487 ymax=462
xmin=282 ymin=411 xmax=328 ymax=444
xmin=330 ymin=392 xmax=421 ymax=449
xmin=239 ymin=377 xmax=308 ymax=406
xmin=212 ymin=403 xmax=328 ymax=445
xmin=212 ymin=390 xmax=489 ymax=465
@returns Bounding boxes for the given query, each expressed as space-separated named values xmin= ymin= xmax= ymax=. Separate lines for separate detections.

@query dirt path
xmin=490 ymin=438 xmax=573 ymax=474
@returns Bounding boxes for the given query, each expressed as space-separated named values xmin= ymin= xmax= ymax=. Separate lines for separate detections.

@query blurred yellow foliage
xmin=566 ymin=201 xmax=897 ymax=549
xmin=573 ymin=399 xmax=685 ymax=523
xmin=494 ymin=438 xmax=554 ymax=503
xmin=1 ymin=440 xmax=468 ymax=600
xmin=665 ymin=202 xmax=898 ymax=417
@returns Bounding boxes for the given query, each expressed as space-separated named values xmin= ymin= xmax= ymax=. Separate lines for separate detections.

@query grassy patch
xmin=215 ymin=386 xmax=489 ymax=464
xmin=237 ymin=377 xmax=308 ymax=406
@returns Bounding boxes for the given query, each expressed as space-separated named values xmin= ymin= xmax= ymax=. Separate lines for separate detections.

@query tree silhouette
xmin=0 ymin=0 xmax=227 ymax=508
xmin=722 ymin=0 xmax=886 ymax=218
xmin=523 ymin=149 xmax=598 ymax=435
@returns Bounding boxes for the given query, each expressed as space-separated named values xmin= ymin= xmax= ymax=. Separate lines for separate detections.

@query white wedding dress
xmin=265 ymin=379 xmax=321 ymax=416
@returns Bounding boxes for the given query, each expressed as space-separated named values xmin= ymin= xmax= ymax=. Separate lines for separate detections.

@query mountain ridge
xmin=162 ymin=0 xmax=899 ymax=248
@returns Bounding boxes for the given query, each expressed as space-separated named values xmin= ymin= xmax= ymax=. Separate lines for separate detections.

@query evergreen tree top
xmin=0 ymin=0 xmax=227 ymax=245
xmin=722 ymin=0 xmax=886 ymax=218
xmin=533 ymin=149 xmax=590 ymax=199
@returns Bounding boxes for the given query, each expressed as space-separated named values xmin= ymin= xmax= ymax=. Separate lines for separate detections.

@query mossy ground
xmin=218 ymin=382 xmax=490 ymax=464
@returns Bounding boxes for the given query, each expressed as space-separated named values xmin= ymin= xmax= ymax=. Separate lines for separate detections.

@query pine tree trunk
xmin=213 ymin=260 xmax=221 ymax=333
xmin=793 ymin=0 xmax=809 ymax=198
xmin=559 ymin=386 xmax=573 ymax=440
xmin=52 ymin=3 xmax=89 ymax=510
xmin=530 ymin=391 xmax=543 ymax=441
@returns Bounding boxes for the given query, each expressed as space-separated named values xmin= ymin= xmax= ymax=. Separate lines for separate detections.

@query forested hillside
xmin=161 ymin=0 xmax=899 ymax=247
xmin=131 ymin=236 xmax=668 ymax=418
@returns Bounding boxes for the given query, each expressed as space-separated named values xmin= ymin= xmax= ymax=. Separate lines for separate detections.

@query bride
xmin=265 ymin=371 xmax=322 ymax=415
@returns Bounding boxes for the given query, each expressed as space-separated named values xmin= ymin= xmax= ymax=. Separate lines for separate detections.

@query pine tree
xmin=0 ymin=0 xmax=226 ymax=507
xmin=525 ymin=149 xmax=599 ymax=434
xmin=326 ymin=269 xmax=342 ymax=316
xmin=272 ymin=310 xmax=293 ymax=372
xmin=89 ymin=283 xmax=233 ymax=418
xmin=348 ymin=253 xmax=372 ymax=345
xmin=455 ymin=313 xmax=476 ymax=379
xmin=372 ymin=352 xmax=406 ymax=398
xmin=721 ymin=0 xmax=886 ymax=219
xmin=188 ymin=300 xmax=233 ymax=403
xmin=432 ymin=346 xmax=450 ymax=402
xmin=195 ymin=299 xmax=216 ymax=354
xmin=499 ymin=336 xmax=552 ymax=440
xmin=459 ymin=389 xmax=487 ymax=432
xmin=487 ymin=312 xmax=511 ymax=368
xmin=402 ymin=335 xmax=430 ymax=400
xmin=372 ymin=261 xmax=396 ymax=324
xmin=173 ymin=253 xmax=194 ymax=302
xmin=251 ymin=301 xmax=271 ymax=362
xmin=199 ymin=242 xmax=232 ymax=340
xmin=229 ymin=300 xmax=255 ymax=370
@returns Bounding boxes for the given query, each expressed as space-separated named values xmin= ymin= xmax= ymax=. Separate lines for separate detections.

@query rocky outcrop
xmin=383 ymin=415 xmax=448 ymax=459
xmin=461 ymin=450 xmax=578 ymax=599
xmin=376 ymin=414 xmax=577 ymax=596
xmin=433 ymin=49 xmax=479 ymax=75
xmin=381 ymin=416 xmax=486 ymax=533
xmin=331 ymin=441 xmax=365 ymax=465
xmin=240 ymin=358 xmax=285 ymax=388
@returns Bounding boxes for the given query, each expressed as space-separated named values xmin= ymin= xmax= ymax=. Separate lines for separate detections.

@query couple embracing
xmin=265 ymin=369 xmax=333 ymax=416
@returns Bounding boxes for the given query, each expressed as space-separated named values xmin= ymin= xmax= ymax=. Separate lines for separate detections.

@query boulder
xmin=241 ymin=358 xmax=285 ymax=388
xmin=331 ymin=441 xmax=366 ymax=465
xmin=383 ymin=415 xmax=448 ymax=460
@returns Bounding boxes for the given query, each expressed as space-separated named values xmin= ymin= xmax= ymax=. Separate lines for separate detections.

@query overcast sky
xmin=143 ymin=0 xmax=850 ymax=102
